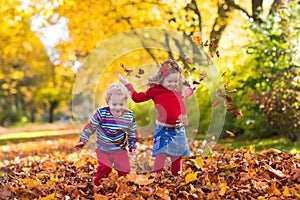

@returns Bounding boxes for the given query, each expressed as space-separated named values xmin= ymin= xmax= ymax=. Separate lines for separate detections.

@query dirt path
xmin=0 ymin=122 xmax=77 ymax=134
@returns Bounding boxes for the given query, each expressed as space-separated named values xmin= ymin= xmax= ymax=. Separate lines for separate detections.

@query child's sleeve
xmin=127 ymin=116 xmax=138 ymax=152
xmin=79 ymin=111 xmax=101 ymax=144
xmin=125 ymin=83 xmax=153 ymax=102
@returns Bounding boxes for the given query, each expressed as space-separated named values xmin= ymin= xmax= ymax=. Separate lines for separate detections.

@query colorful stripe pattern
xmin=80 ymin=107 xmax=138 ymax=152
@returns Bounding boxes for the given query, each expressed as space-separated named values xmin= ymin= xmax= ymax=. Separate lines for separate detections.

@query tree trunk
xmin=252 ymin=0 xmax=263 ymax=20
xmin=49 ymin=101 xmax=58 ymax=123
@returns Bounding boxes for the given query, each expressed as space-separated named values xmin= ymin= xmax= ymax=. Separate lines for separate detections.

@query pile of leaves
xmin=0 ymin=136 xmax=299 ymax=199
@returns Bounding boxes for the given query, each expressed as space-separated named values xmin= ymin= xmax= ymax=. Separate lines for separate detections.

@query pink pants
xmin=94 ymin=148 xmax=130 ymax=184
xmin=153 ymin=153 xmax=182 ymax=176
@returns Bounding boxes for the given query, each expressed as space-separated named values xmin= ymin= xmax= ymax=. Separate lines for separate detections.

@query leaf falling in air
xmin=235 ymin=108 xmax=244 ymax=119
xmin=226 ymin=130 xmax=235 ymax=137
xmin=228 ymin=89 xmax=237 ymax=93
xmin=184 ymin=56 xmax=193 ymax=64
xmin=212 ymin=99 xmax=222 ymax=107
xmin=204 ymin=40 xmax=209 ymax=46
xmin=193 ymin=80 xmax=200 ymax=85
xmin=138 ymin=68 xmax=144 ymax=75
xmin=199 ymin=71 xmax=207 ymax=81
xmin=221 ymin=70 xmax=227 ymax=77
xmin=120 ymin=63 xmax=133 ymax=76
xmin=191 ymin=31 xmax=203 ymax=45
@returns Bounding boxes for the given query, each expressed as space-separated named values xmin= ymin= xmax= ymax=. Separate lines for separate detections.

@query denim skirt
xmin=152 ymin=124 xmax=190 ymax=157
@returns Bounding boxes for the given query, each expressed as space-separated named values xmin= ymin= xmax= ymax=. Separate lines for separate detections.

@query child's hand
xmin=130 ymin=148 xmax=137 ymax=155
xmin=118 ymin=74 xmax=129 ymax=85
xmin=73 ymin=141 xmax=85 ymax=151
xmin=179 ymin=115 xmax=189 ymax=126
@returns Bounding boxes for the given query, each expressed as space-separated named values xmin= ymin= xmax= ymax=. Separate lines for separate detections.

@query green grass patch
xmin=0 ymin=130 xmax=77 ymax=145
xmin=220 ymin=137 xmax=300 ymax=153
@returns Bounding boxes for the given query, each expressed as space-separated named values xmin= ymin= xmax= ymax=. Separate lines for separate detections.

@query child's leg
xmin=170 ymin=156 xmax=182 ymax=176
xmin=111 ymin=149 xmax=130 ymax=176
xmin=153 ymin=153 xmax=167 ymax=173
xmin=94 ymin=149 xmax=112 ymax=186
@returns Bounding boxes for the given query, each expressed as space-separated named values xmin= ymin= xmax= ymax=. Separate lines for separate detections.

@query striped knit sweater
xmin=80 ymin=106 xmax=138 ymax=152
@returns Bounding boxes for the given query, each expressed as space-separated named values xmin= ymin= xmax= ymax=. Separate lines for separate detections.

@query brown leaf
xmin=264 ymin=163 xmax=285 ymax=178
xmin=204 ymin=40 xmax=209 ymax=46
xmin=184 ymin=56 xmax=193 ymax=64
xmin=126 ymin=174 xmax=154 ymax=185
xmin=212 ymin=99 xmax=222 ymax=107
xmin=155 ymin=187 xmax=171 ymax=200
xmin=293 ymin=169 xmax=300 ymax=179
xmin=138 ymin=68 xmax=144 ymax=74
xmin=94 ymin=193 xmax=109 ymax=200
xmin=235 ymin=108 xmax=244 ymax=119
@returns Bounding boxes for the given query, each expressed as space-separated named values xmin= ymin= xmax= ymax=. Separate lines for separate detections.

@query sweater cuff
xmin=125 ymin=83 xmax=135 ymax=93
xmin=128 ymin=142 xmax=137 ymax=152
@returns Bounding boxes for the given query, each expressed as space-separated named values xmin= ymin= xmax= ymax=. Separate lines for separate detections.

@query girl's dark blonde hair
xmin=148 ymin=59 xmax=190 ymax=95
xmin=148 ymin=59 xmax=182 ymax=86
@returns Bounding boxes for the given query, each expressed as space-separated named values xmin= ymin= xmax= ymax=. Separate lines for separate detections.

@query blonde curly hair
xmin=104 ymin=83 xmax=129 ymax=103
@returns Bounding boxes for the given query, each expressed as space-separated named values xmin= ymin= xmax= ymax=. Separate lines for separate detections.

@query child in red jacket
xmin=119 ymin=59 xmax=193 ymax=176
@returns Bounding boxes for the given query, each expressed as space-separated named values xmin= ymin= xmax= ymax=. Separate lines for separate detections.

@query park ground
xmin=0 ymin=123 xmax=299 ymax=199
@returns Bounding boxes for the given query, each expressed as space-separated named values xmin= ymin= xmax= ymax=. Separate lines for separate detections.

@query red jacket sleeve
xmin=125 ymin=83 xmax=153 ymax=102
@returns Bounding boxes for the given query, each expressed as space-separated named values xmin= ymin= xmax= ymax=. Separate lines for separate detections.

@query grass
xmin=0 ymin=129 xmax=77 ymax=145
xmin=219 ymin=137 xmax=300 ymax=153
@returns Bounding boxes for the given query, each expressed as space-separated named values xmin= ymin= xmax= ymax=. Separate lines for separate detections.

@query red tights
xmin=153 ymin=153 xmax=182 ymax=176
xmin=94 ymin=149 xmax=130 ymax=185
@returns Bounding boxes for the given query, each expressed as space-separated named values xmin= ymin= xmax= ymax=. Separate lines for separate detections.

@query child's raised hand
xmin=73 ymin=141 xmax=85 ymax=151
xmin=118 ymin=74 xmax=129 ymax=85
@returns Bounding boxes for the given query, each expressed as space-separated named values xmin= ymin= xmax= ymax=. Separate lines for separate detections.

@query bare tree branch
xmin=225 ymin=0 xmax=252 ymax=19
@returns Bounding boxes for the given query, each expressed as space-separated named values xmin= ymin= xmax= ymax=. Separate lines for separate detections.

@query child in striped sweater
xmin=74 ymin=83 xmax=138 ymax=186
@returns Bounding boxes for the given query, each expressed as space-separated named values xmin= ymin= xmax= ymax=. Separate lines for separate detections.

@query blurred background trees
xmin=0 ymin=0 xmax=299 ymax=142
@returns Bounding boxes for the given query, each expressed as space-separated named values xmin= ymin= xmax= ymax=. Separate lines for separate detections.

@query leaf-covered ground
xmin=0 ymin=134 xmax=299 ymax=200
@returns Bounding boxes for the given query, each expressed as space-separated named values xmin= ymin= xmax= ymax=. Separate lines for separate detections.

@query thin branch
xmin=225 ymin=0 xmax=252 ymax=19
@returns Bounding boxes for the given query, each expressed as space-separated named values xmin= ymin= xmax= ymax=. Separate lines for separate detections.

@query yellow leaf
xmin=38 ymin=192 xmax=55 ymax=200
xmin=282 ymin=186 xmax=290 ymax=196
xmin=269 ymin=182 xmax=281 ymax=196
xmin=111 ymin=168 xmax=118 ymax=174
xmin=218 ymin=182 xmax=227 ymax=196
xmin=155 ymin=188 xmax=171 ymax=200
xmin=192 ymin=157 xmax=204 ymax=169
xmin=257 ymin=196 xmax=266 ymax=200
xmin=206 ymin=180 xmax=214 ymax=191
xmin=185 ymin=173 xmax=198 ymax=184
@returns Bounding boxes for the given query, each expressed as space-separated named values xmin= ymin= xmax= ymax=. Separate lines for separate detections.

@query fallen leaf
xmin=126 ymin=174 xmax=154 ymax=185
xmin=264 ymin=163 xmax=285 ymax=178
xmin=185 ymin=173 xmax=198 ymax=184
